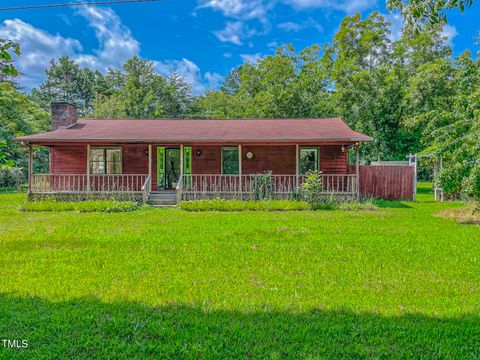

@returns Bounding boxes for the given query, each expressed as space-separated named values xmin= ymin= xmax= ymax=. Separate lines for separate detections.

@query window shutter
xmin=184 ymin=147 xmax=192 ymax=174
xmin=157 ymin=147 xmax=165 ymax=188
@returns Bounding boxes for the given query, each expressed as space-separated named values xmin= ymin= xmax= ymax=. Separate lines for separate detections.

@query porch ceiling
xmin=16 ymin=118 xmax=373 ymax=144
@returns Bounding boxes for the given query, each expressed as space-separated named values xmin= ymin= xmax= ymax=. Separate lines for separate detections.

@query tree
xmin=0 ymin=82 xmax=49 ymax=172
xmin=387 ymin=0 xmax=474 ymax=27
xmin=0 ymin=39 xmax=21 ymax=79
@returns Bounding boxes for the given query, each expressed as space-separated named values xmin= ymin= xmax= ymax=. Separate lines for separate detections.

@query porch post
xmin=295 ymin=144 xmax=299 ymax=192
xmin=86 ymin=144 xmax=91 ymax=193
xmin=179 ymin=144 xmax=184 ymax=191
xmin=238 ymin=144 xmax=242 ymax=193
xmin=148 ymin=144 xmax=152 ymax=192
xmin=27 ymin=144 xmax=33 ymax=195
xmin=355 ymin=143 xmax=360 ymax=200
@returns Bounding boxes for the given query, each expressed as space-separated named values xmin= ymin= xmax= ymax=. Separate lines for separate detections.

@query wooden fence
xmin=351 ymin=165 xmax=414 ymax=200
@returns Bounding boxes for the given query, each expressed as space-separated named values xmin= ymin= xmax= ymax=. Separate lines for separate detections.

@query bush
xmin=0 ymin=166 xmax=26 ymax=190
xmin=179 ymin=200 xmax=309 ymax=211
xmin=20 ymin=200 xmax=140 ymax=213
xmin=300 ymin=171 xmax=324 ymax=206
xmin=252 ymin=172 xmax=275 ymax=200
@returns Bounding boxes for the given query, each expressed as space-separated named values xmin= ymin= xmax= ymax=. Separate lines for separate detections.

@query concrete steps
xmin=147 ymin=191 xmax=177 ymax=206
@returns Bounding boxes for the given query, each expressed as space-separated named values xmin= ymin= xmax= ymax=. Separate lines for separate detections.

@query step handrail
xmin=141 ymin=174 xmax=151 ymax=203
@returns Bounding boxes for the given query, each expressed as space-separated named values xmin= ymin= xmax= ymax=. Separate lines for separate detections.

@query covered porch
xmin=26 ymin=142 xmax=361 ymax=202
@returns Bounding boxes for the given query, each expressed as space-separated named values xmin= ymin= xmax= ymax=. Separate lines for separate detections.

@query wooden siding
xmin=320 ymin=145 xmax=348 ymax=174
xmin=51 ymin=145 xmax=87 ymax=174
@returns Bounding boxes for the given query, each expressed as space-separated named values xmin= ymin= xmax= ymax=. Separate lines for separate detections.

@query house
xmin=16 ymin=102 xmax=373 ymax=204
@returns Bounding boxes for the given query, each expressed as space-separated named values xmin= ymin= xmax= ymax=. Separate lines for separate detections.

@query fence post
xmin=413 ymin=154 xmax=417 ymax=202
xmin=355 ymin=144 xmax=360 ymax=200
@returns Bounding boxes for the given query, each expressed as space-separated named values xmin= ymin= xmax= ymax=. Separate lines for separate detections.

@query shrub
xmin=20 ymin=200 xmax=140 ymax=213
xmin=179 ymin=199 xmax=309 ymax=211
xmin=251 ymin=172 xmax=275 ymax=200
xmin=300 ymin=171 xmax=324 ymax=206
xmin=0 ymin=166 xmax=25 ymax=190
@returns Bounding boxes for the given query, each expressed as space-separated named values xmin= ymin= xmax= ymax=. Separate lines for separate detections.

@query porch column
xmin=238 ymin=144 xmax=242 ymax=193
xmin=27 ymin=144 xmax=33 ymax=195
xmin=355 ymin=143 xmax=360 ymax=200
xmin=295 ymin=144 xmax=299 ymax=192
xmin=179 ymin=144 xmax=184 ymax=190
xmin=86 ymin=144 xmax=91 ymax=192
xmin=148 ymin=144 xmax=152 ymax=192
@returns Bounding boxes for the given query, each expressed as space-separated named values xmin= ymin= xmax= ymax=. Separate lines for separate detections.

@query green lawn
xmin=0 ymin=183 xmax=479 ymax=359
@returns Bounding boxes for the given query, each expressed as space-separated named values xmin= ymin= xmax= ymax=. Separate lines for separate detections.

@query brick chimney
xmin=51 ymin=102 xmax=78 ymax=130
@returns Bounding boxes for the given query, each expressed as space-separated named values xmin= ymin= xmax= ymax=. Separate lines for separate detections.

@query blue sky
xmin=0 ymin=0 xmax=479 ymax=94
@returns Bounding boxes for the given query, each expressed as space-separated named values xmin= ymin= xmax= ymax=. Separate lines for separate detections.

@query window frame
xmin=299 ymin=146 xmax=320 ymax=175
xmin=221 ymin=146 xmax=239 ymax=175
xmin=89 ymin=147 xmax=123 ymax=175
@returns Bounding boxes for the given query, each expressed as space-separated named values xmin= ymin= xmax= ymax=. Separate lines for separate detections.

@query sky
xmin=0 ymin=0 xmax=479 ymax=94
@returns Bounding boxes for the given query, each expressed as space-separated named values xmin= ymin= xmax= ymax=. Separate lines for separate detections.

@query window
xmin=299 ymin=147 xmax=319 ymax=174
xmin=89 ymin=147 xmax=122 ymax=174
xmin=221 ymin=147 xmax=239 ymax=175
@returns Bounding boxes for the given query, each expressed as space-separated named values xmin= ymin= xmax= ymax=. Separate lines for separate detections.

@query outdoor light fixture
xmin=145 ymin=149 xmax=149 ymax=157
xmin=196 ymin=149 xmax=202 ymax=157
xmin=341 ymin=145 xmax=346 ymax=152
xmin=246 ymin=151 xmax=254 ymax=159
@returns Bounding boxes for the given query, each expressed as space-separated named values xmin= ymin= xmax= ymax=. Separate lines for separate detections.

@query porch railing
xmin=181 ymin=174 xmax=357 ymax=199
xmin=31 ymin=174 xmax=149 ymax=194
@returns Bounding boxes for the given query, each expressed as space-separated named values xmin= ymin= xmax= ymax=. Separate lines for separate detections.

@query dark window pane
xmin=300 ymin=148 xmax=318 ymax=174
xmin=222 ymin=147 xmax=239 ymax=174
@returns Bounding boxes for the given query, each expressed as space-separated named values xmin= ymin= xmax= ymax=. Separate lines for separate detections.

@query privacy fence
xmin=350 ymin=165 xmax=415 ymax=201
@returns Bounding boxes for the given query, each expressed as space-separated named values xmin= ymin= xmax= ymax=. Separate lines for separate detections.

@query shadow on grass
xmin=374 ymin=200 xmax=412 ymax=209
xmin=1 ymin=294 xmax=479 ymax=359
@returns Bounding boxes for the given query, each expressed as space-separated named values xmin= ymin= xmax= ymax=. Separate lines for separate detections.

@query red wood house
xmin=16 ymin=102 xmax=373 ymax=204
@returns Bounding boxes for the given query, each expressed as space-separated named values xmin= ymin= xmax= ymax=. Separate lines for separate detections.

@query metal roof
xmin=16 ymin=118 xmax=373 ymax=144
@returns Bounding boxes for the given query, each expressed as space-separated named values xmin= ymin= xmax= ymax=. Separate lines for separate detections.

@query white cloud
xmin=277 ymin=18 xmax=323 ymax=32
xmin=213 ymin=21 xmax=257 ymax=45
xmin=0 ymin=7 xmax=221 ymax=94
xmin=154 ymin=58 xmax=223 ymax=95
xmin=0 ymin=19 xmax=82 ymax=86
xmin=198 ymin=0 xmax=270 ymax=21
xmin=74 ymin=6 xmax=140 ymax=71
xmin=442 ymin=24 xmax=458 ymax=46
xmin=240 ymin=53 xmax=262 ymax=63
xmin=282 ymin=0 xmax=376 ymax=12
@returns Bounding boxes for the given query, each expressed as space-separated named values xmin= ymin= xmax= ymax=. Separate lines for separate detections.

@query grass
xmin=437 ymin=202 xmax=480 ymax=224
xmin=178 ymin=199 xmax=309 ymax=211
xmin=19 ymin=199 xmax=139 ymax=213
xmin=0 ymin=182 xmax=479 ymax=358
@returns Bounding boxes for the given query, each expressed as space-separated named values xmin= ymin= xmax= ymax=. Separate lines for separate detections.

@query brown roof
xmin=15 ymin=118 xmax=373 ymax=144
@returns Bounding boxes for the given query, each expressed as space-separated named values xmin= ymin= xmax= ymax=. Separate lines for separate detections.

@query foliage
xmin=20 ymin=199 xmax=139 ymax=213
xmin=0 ymin=190 xmax=479 ymax=357
xmin=0 ymin=166 xmax=25 ymax=190
xmin=179 ymin=199 xmax=309 ymax=211
xmin=300 ymin=171 xmax=324 ymax=206
xmin=0 ymin=82 xmax=49 ymax=173
xmin=387 ymin=0 xmax=474 ymax=28
xmin=0 ymin=38 xmax=21 ymax=79
xmin=252 ymin=172 xmax=275 ymax=200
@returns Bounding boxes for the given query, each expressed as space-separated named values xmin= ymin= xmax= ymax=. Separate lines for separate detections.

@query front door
xmin=165 ymin=148 xmax=180 ymax=189
xmin=157 ymin=146 xmax=192 ymax=190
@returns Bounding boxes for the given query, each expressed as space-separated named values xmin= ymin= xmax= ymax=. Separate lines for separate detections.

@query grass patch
xmin=312 ymin=199 xmax=378 ymax=211
xmin=20 ymin=199 xmax=140 ymax=213
xmin=179 ymin=199 xmax=309 ymax=211
xmin=437 ymin=202 xmax=480 ymax=224
xmin=1 ymin=187 xmax=479 ymax=358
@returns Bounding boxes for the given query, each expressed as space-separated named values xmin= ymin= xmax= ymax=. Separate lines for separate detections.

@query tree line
xmin=0 ymin=10 xmax=478 ymax=200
